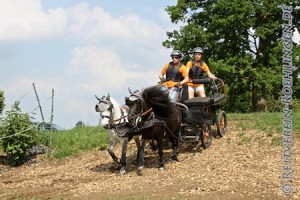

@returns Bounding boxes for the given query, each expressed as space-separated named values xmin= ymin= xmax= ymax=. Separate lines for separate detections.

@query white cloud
xmin=66 ymin=3 xmax=163 ymax=44
xmin=66 ymin=45 xmax=158 ymax=94
xmin=0 ymin=0 xmax=67 ymax=42
xmin=2 ymin=76 xmax=58 ymax=98
xmin=0 ymin=1 xmax=174 ymax=129
xmin=1 ymin=74 xmax=99 ymax=128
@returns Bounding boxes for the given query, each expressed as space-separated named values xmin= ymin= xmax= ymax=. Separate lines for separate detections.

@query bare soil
xmin=0 ymin=121 xmax=299 ymax=200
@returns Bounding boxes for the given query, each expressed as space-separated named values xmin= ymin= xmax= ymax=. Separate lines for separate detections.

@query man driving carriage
xmin=159 ymin=50 xmax=189 ymax=102
xmin=186 ymin=47 xmax=217 ymax=98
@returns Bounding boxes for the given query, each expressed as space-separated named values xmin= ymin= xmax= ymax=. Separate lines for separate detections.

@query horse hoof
xmin=158 ymin=164 xmax=165 ymax=170
xmin=120 ymin=169 xmax=126 ymax=175
xmin=158 ymin=166 xmax=165 ymax=170
xmin=138 ymin=166 xmax=144 ymax=171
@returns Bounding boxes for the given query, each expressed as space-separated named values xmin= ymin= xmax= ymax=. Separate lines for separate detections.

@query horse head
xmin=95 ymin=93 xmax=113 ymax=129
xmin=125 ymin=88 xmax=146 ymax=127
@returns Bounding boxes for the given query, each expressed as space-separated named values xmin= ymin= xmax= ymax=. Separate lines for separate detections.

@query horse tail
xmin=143 ymin=85 xmax=172 ymax=118
xmin=187 ymin=108 xmax=211 ymax=126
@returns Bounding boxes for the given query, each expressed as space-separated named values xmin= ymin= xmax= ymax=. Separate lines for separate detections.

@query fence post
xmin=48 ymin=89 xmax=54 ymax=156
xmin=32 ymin=83 xmax=45 ymax=130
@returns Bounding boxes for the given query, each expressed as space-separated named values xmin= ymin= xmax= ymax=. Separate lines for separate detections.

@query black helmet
xmin=193 ymin=47 xmax=203 ymax=54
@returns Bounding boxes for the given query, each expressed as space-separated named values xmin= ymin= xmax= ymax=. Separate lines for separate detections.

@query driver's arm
xmin=207 ymin=72 xmax=217 ymax=80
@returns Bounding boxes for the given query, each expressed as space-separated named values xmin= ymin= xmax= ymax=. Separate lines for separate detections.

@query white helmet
xmin=170 ymin=50 xmax=183 ymax=58
xmin=193 ymin=47 xmax=203 ymax=54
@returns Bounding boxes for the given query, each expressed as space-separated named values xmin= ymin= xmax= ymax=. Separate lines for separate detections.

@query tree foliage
xmin=164 ymin=0 xmax=300 ymax=112
xmin=0 ymin=90 xmax=5 ymax=114
xmin=0 ymin=101 xmax=35 ymax=166
xmin=75 ymin=120 xmax=85 ymax=128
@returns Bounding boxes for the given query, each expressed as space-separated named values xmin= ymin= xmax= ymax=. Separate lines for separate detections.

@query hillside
xmin=0 ymin=116 xmax=299 ymax=200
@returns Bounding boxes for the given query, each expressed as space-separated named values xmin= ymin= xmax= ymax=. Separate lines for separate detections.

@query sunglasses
xmin=172 ymin=56 xmax=180 ymax=59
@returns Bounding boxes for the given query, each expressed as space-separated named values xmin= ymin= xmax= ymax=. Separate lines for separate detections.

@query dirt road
xmin=0 ymin=122 xmax=299 ymax=200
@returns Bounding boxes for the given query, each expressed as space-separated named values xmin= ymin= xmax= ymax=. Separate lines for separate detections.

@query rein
xmin=139 ymin=108 xmax=153 ymax=117
xmin=110 ymin=106 xmax=128 ymax=128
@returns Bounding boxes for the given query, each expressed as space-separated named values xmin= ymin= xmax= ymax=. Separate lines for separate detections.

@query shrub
xmin=0 ymin=101 xmax=35 ymax=166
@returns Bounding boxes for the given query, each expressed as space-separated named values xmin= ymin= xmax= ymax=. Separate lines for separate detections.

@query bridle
xmin=97 ymin=98 xmax=128 ymax=129
xmin=127 ymin=92 xmax=154 ymax=128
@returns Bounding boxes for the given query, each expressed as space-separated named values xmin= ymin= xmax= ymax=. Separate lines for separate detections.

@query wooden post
xmin=48 ymin=89 xmax=54 ymax=156
xmin=32 ymin=83 xmax=45 ymax=130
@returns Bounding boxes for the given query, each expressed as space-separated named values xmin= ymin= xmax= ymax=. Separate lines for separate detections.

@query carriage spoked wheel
xmin=216 ymin=110 xmax=227 ymax=137
xmin=200 ymin=121 xmax=212 ymax=149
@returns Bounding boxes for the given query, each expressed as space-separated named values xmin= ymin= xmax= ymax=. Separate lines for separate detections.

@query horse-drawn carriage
xmin=95 ymin=78 xmax=227 ymax=174
xmin=176 ymin=78 xmax=227 ymax=149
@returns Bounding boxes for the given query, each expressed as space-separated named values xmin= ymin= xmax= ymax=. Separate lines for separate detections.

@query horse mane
xmin=142 ymin=85 xmax=172 ymax=118
xmin=110 ymin=97 xmax=128 ymax=119
xmin=109 ymin=97 xmax=118 ymax=107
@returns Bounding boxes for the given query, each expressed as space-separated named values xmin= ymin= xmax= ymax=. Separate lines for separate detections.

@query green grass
xmin=227 ymin=112 xmax=300 ymax=146
xmin=228 ymin=112 xmax=300 ymax=136
xmin=35 ymin=126 xmax=109 ymax=159
xmin=30 ymin=112 xmax=300 ymax=159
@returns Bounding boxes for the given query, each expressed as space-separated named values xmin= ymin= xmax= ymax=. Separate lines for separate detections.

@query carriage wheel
xmin=217 ymin=110 xmax=227 ymax=137
xmin=200 ymin=121 xmax=212 ymax=149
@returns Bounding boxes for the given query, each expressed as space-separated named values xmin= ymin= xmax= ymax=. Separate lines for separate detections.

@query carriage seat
xmin=212 ymin=93 xmax=226 ymax=105
xmin=183 ymin=97 xmax=214 ymax=107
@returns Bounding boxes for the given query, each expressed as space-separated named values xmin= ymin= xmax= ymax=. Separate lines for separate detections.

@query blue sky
xmin=1 ymin=1 xmax=299 ymax=129
xmin=0 ymin=0 xmax=182 ymax=129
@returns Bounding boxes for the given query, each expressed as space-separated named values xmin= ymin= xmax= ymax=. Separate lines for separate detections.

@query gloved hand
xmin=174 ymin=83 xmax=180 ymax=88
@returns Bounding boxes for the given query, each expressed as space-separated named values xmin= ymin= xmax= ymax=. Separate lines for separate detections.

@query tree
xmin=164 ymin=0 xmax=300 ymax=112
xmin=75 ymin=120 xmax=85 ymax=128
xmin=0 ymin=90 xmax=5 ymax=114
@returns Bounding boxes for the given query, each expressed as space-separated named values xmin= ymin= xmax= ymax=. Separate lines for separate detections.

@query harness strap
xmin=110 ymin=106 xmax=129 ymax=131
xmin=139 ymin=108 xmax=153 ymax=117
xmin=110 ymin=106 xmax=127 ymax=123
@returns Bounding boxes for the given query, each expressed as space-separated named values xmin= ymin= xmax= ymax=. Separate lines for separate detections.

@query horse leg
xmin=170 ymin=135 xmax=179 ymax=161
xmin=107 ymin=139 xmax=119 ymax=163
xmin=137 ymin=139 xmax=147 ymax=170
xmin=133 ymin=136 xmax=141 ymax=162
xmin=149 ymin=139 xmax=158 ymax=151
xmin=171 ymin=140 xmax=179 ymax=161
xmin=157 ymin=139 xmax=165 ymax=170
xmin=119 ymin=138 xmax=128 ymax=175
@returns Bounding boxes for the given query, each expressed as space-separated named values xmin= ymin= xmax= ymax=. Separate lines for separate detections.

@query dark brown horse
xmin=125 ymin=85 xmax=182 ymax=170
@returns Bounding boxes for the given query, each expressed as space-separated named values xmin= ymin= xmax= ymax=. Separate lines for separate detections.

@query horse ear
xmin=125 ymin=97 xmax=129 ymax=105
xmin=128 ymin=87 xmax=133 ymax=95
xmin=107 ymin=93 xmax=110 ymax=101
xmin=95 ymin=95 xmax=100 ymax=101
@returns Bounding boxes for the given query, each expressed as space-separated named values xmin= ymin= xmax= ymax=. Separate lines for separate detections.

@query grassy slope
xmin=32 ymin=112 xmax=299 ymax=159
xmin=35 ymin=126 xmax=109 ymax=159
xmin=228 ymin=112 xmax=300 ymax=135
